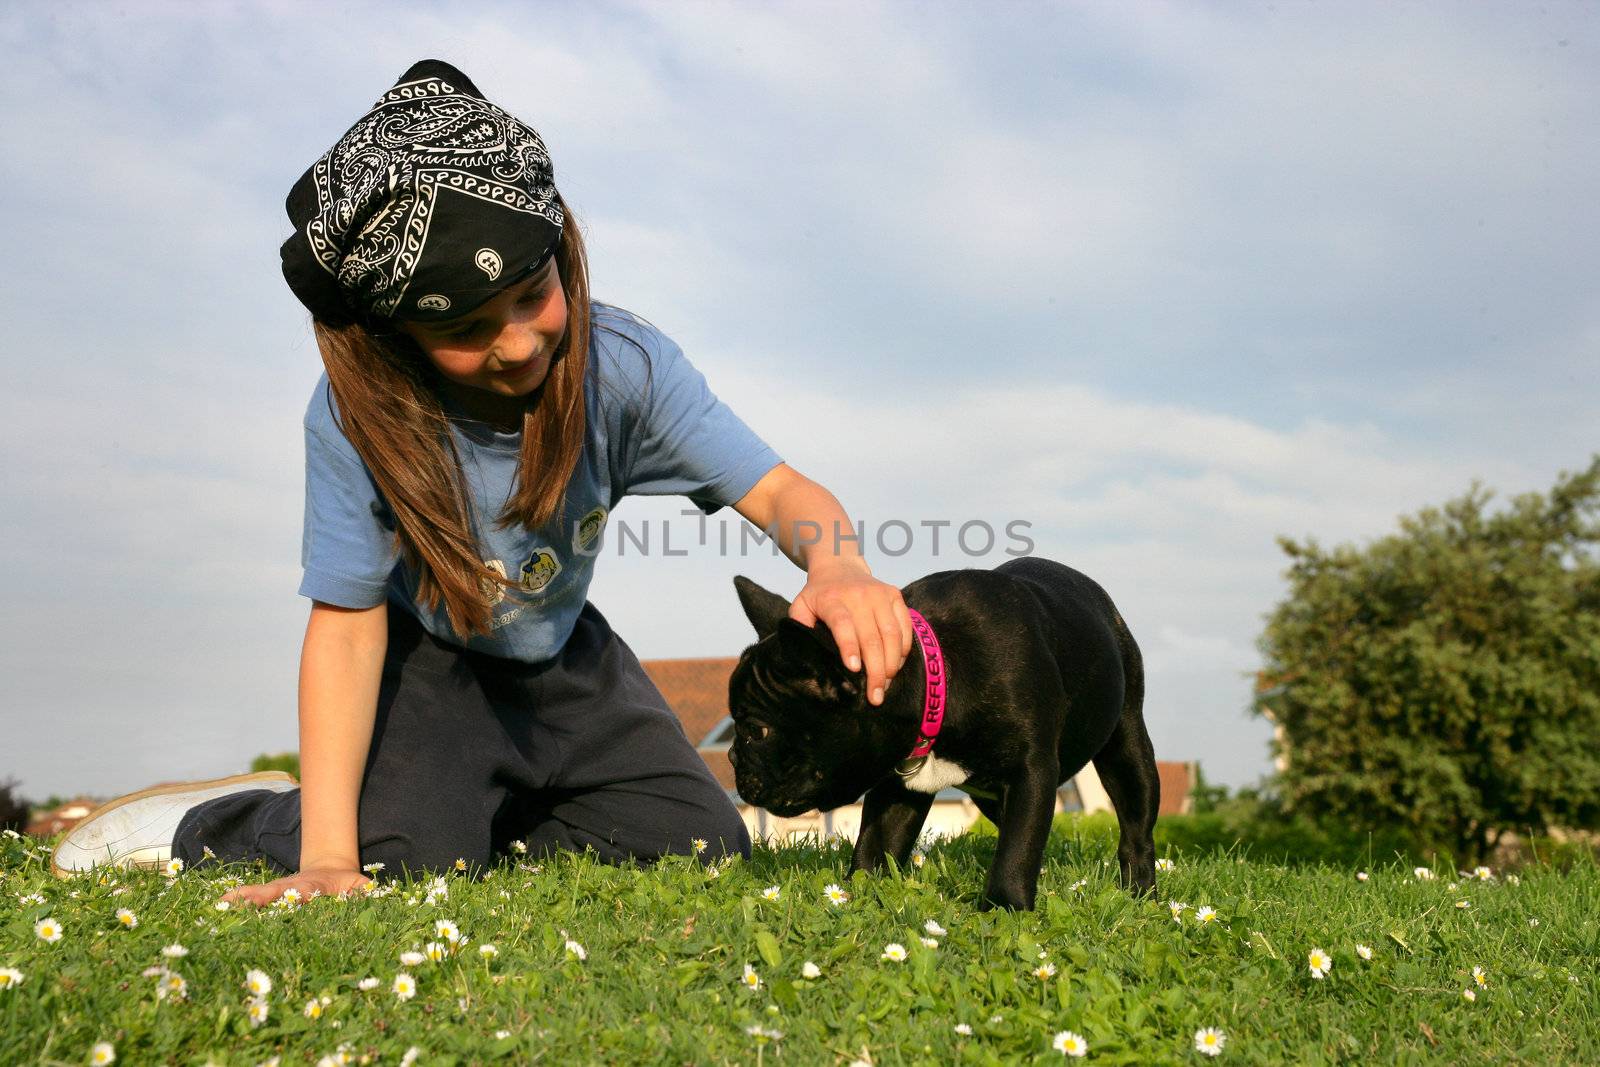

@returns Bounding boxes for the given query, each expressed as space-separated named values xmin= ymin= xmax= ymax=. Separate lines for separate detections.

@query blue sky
xmin=1 ymin=1 xmax=1595 ymax=800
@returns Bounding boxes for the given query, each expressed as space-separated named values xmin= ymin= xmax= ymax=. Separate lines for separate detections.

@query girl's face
xmin=398 ymin=256 xmax=567 ymax=399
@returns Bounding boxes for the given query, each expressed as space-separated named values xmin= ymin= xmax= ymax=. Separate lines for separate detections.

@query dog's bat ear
xmin=777 ymin=616 xmax=841 ymax=656
xmin=734 ymin=575 xmax=791 ymax=640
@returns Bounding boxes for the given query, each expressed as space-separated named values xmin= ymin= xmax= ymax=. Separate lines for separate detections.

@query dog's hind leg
xmin=1090 ymin=630 xmax=1159 ymax=895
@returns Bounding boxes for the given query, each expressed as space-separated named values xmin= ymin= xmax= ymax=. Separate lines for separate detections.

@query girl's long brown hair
xmin=311 ymin=192 xmax=614 ymax=639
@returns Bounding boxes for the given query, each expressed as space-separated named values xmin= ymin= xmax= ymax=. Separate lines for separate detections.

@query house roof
xmin=639 ymin=656 xmax=739 ymax=747
xmin=1156 ymin=761 xmax=1195 ymax=816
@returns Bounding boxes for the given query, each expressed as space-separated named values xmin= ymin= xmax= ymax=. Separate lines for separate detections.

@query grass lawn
xmin=2 ymin=819 xmax=1595 ymax=1065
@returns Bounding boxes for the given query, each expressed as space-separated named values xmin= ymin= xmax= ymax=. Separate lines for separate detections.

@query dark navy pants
xmin=172 ymin=599 xmax=749 ymax=879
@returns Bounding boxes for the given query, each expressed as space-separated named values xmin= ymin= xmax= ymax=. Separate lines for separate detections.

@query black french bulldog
xmin=728 ymin=556 xmax=1158 ymax=911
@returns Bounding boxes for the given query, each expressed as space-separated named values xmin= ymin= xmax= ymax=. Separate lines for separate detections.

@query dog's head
xmin=727 ymin=575 xmax=912 ymax=816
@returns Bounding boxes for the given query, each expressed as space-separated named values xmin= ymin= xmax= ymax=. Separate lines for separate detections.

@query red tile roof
xmin=1156 ymin=761 xmax=1196 ymax=816
xmin=640 ymin=656 xmax=738 ymax=747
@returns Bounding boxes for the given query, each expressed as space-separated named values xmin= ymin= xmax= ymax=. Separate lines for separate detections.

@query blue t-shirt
xmin=298 ymin=301 xmax=783 ymax=663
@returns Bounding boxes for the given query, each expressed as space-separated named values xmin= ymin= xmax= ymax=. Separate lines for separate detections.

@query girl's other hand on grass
xmin=219 ymin=867 xmax=374 ymax=908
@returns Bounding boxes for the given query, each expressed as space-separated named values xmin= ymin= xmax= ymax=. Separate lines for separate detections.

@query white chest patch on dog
xmin=899 ymin=753 xmax=971 ymax=794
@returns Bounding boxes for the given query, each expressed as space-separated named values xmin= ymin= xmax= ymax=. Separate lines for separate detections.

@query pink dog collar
xmin=902 ymin=608 xmax=946 ymax=763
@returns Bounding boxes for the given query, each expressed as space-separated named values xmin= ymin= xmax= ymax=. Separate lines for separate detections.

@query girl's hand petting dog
xmin=219 ymin=866 xmax=374 ymax=908
xmin=788 ymin=559 xmax=913 ymax=707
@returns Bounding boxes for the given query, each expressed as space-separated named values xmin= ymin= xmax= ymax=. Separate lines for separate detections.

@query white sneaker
xmin=50 ymin=770 xmax=299 ymax=878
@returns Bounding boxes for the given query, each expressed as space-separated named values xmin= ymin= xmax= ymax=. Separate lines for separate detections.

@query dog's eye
xmin=737 ymin=721 xmax=772 ymax=742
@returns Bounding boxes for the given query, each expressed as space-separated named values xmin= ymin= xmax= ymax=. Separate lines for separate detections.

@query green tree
xmin=1255 ymin=456 xmax=1600 ymax=864
xmin=251 ymin=752 xmax=301 ymax=779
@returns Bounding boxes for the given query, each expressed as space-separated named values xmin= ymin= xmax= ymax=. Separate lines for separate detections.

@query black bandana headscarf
xmin=279 ymin=59 xmax=564 ymax=326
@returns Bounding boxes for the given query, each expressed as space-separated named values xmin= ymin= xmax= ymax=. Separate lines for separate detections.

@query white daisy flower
xmin=1413 ymin=867 xmax=1436 ymax=881
xmin=692 ymin=838 xmax=708 ymax=854
xmin=911 ymin=851 xmax=926 ymax=868
xmin=34 ymin=918 xmax=62 ymax=943
xmin=424 ymin=942 xmax=447 ymax=963
xmin=1356 ymin=870 xmax=1369 ymax=882
xmin=494 ymin=1030 xmax=512 ymax=1040
xmin=18 ymin=892 xmax=46 ymax=906
xmin=920 ymin=937 xmax=939 ymax=949
xmin=400 ymin=1048 xmax=421 ymax=1067
xmin=399 ymin=951 xmax=425 ymax=967
xmin=90 ymin=1041 xmax=116 ymax=1065
xmin=824 ymin=884 xmax=849 ymax=906
xmin=479 ymin=944 xmax=498 ymax=959
xmin=453 ymin=858 xmax=468 ymax=872
xmin=304 ymin=999 xmax=324 ymax=1019
xmin=1169 ymin=900 xmax=1189 ymax=923
xmin=1472 ymin=965 xmax=1488 ymax=988
xmin=357 ymin=977 xmax=379 ymax=991
xmin=509 ymin=840 xmax=528 ymax=855
xmin=115 ymin=909 xmax=138 ymax=929
xmin=362 ymin=861 xmax=386 ymax=874
xmin=1308 ymin=947 xmax=1332 ymax=979
xmin=881 ymin=943 xmax=908 ymax=963
xmin=393 ymin=973 xmax=417 ymax=1000
xmin=247 ymin=997 xmax=270 ymax=1027
xmin=1506 ymin=874 xmax=1521 ymax=886
xmin=164 ymin=858 xmax=184 ymax=878
xmin=801 ymin=961 xmax=821 ymax=979
xmin=1068 ymin=879 xmax=1087 ymax=893
xmin=1033 ymin=962 xmax=1057 ymax=979
xmin=1455 ymin=899 xmax=1471 ymax=910
xmin=245 ymin=969 xmax=273 ymax=996
xmin=564 ymin=939 xmax=587 ymax=961
xmin=1462 ymin=988 xmax=1477 ymax=1002
xmin=0 ymin=967 xmax=25 ymax=990
xmin=954 ymin=1023 xmax=973 ymax=1035
xmin=1155 ymin=857 xmax=1176 ymax=872
xmin=745 ymin=1024 xmax=783 ymax=1042
xmin=1529 ymin=918 xmax=1540 ymax=927
xmin=741 ymin=963 xmax=763 ymax=990
xmin=435 ymin=918 xmax=461 ymax=946
xmin=213 ymin=900 xmax=231 ymax=912
xmin=924 ymin=919 xmax=947 ymax=937
xmin=158 ymin=971 xmax=188 ymax=1001
xmin=1053 ymin=1030 xmax=1089 ymax=1057
xmin=1473 ymin=865 xmax=1493 ymax=881
xmin=161 ymin=944 xmax=188 ymax=959
xmin=279 ymin=887 xmax=302 ymax=906
xmin=1195 ymin=905 xmax=1218 ymax=925
xmin=1194 ymin=1027 xmax=1226 ymax=1056
xmin=1356 ymin=944 xmax=1373 ymax=960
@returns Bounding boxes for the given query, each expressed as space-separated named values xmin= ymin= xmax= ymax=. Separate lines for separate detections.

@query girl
xmin=51 ymin=59 xmax=913 ymax=907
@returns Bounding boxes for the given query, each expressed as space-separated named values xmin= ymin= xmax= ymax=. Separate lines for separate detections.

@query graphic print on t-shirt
xmin=480 ymin=558 xmax=508 ymax=606
xmin=518 ymin=548 xmax=562 ymax=594
xmin=573 ymin=506 xmax=607 ymax=554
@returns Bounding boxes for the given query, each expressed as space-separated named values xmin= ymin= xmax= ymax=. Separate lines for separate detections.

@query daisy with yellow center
xmin=824 ymin=884 xmax=849 ymax=906
xmin=1356 ymin=944 xmax=1373 ymax=960
xmin=1308 ymin=948 xmax=1332 ymax=979
xmin=424 ymin=942 xmax=447 ymax=963
xmin=164 ymin=858 xmax=184 ymax=878
xmin=115 ymin=909 xmax=138 ymax=929
xmin=912 ymin=852 xmax=926 ymax=868
xmin=435 ymin=918 xmax=461 ymax=943
xmin=1169 ymin=900 xmax=1189 ymax=923
xmin=762 ymin=885 xmax=780 ymax=901
xmin=454 ymin=858 xmax=468 ymax=872
xmin=399 ymin=950 xmax=425 ymax=967
xmin=1194 ymin=1028 xmax=1226 ymax=1056
xmin=245 ymin=969 xmax=273 ymax=996
xmin=1033 ymin=962 xmax=1057 ymax=980
xmin=564 ymin=939 xmax=587 ymax=961
xmin=304 ymin=999 xmax=324 ymax=1019
xmin=158 ymin=973 xmax=188 ymax=1001
xmin=393 ymin=973 xmax=417 ymax=1000
xmin=741 ymin=963 xmax=763 ymax=990
xmin=0 ymin=968 xmax=24 ymax=991
xmin=920 ymin=937 xmax=939 ymax=949
xmin=1053 ymin=1030 xmax=1089 ymax=1057
xmin=34 ymin=918 xmax=62 ymax=943
xmin=882 ymin=943 xmax=908 ymax=963
xmin=924 ymin=919 xmax=947 ymax=936
xmin=1155 ymin=858 xmax=1176 ymax=873
xmin=161 ymin=944 xmax=188 ymax=959
xmin=1473 ymin=866 xmax=1493 ymax=881
xmin=247 ymin=998 xmax=270 ymax=1027
xmin=801 ymin=961 xmax=821 ymax=979
xmin=693 ymin=838 xmax=708 ymax=854
xmin=279 ymin=887 xmax=302 ymax=906
xmin=1472 ymin=965 xmax=1488 ymax=988
xmin=90 ymin=1042 xmax=116 ymax=1065
xmin=479 ymin=944 xmax=499 ymax=960
xmin=1413 ymin=867 xmax=1435 ymax=881
xmin=509 ymin=840 xmax=528 ymax=855
xmin=1195 ymin=905 xmax=1218 ymax=924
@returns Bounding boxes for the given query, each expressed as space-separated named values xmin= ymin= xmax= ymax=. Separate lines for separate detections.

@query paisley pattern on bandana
xmin=281 ymin=59 xmax=563 ymax=322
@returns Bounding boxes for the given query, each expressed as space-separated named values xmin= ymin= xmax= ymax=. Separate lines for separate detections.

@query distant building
xmin=639 ymin=656 xmax=1199 ymax=843
xmin=26 ymin=798 xmax=101 ymax=838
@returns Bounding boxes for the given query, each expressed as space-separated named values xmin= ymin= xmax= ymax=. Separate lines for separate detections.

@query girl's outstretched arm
xmin=733 ymin=463 xmax=913 ymax=708
xmin=221 ymin=600 xmax=387 ymax=907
